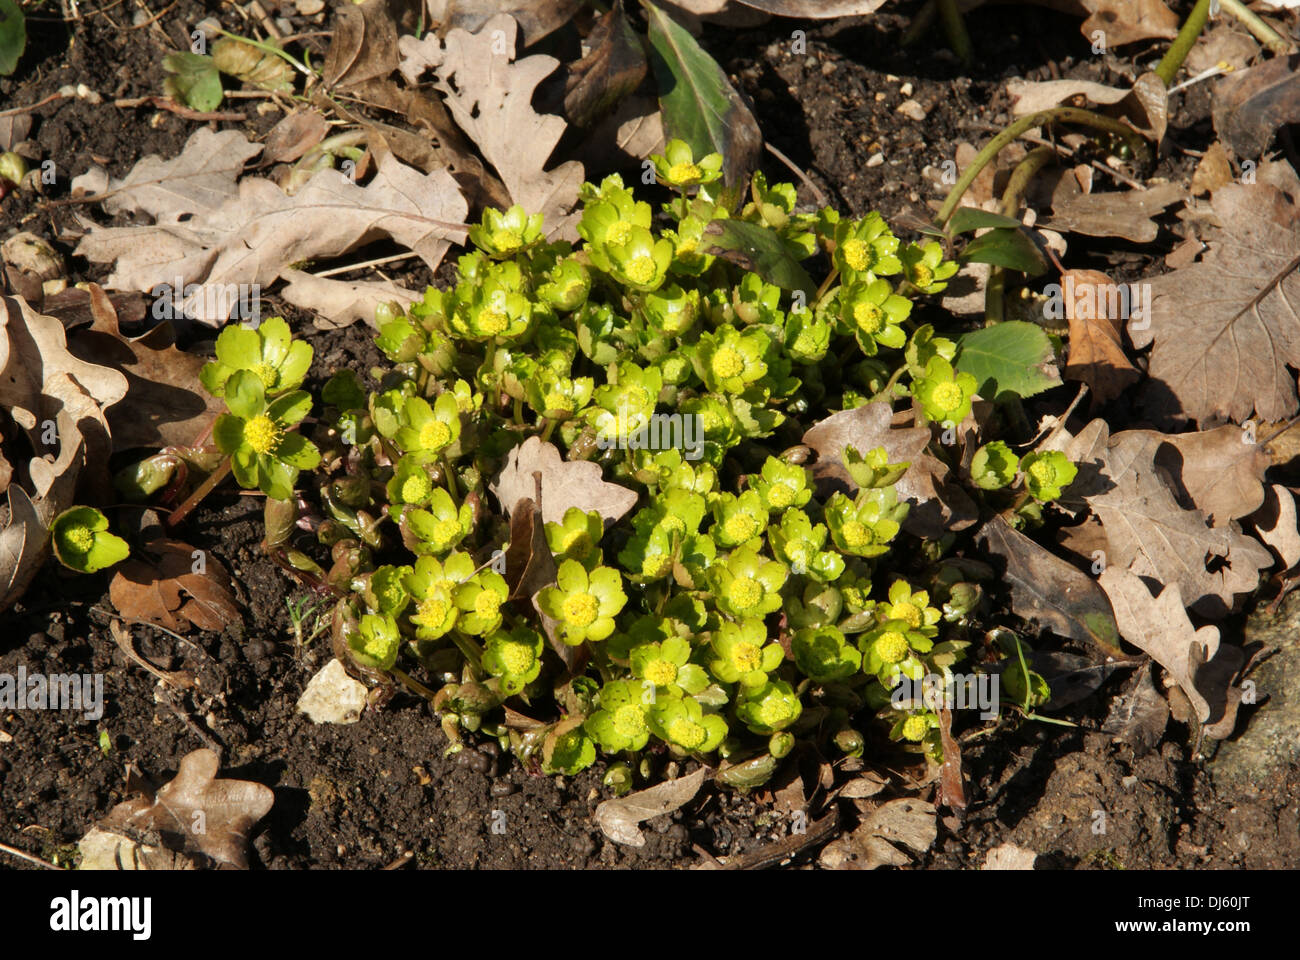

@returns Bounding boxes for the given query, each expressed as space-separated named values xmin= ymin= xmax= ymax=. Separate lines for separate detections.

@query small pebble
xmin=866 ymin=152 xmax=885 ymax=168
xmin=897 ymin=100 xmax=927 ymax=122
xmin=899 ymin=81 xmax=914 ymax=97
xmin=456 ymin=750 xmax=491 ymax=774
xmin=490 ymin=781 xmax=518 ymax=798
xmin=821 ymin=61 xmax=836 ymax=76
xmin=295 ymin=0 xmax=325 ymax=14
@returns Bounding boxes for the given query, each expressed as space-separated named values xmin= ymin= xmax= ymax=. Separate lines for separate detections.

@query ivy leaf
xmin=162 ymin=51 xmax=224 ymax=113
xmin=642 ymin=0 xmax=762 ymax=187
xmin=955 ymin=321 xmax=1062 ymax=400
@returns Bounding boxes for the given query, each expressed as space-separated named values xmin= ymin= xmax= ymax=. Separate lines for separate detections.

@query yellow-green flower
xmin=709 ymin=618 xmax=783 ymax=689
xmin=50 ymin=506 xmax=129 ymax=574
xmin=824 ymin=488 xmax=907 ymax=558
xmin=213 ymin=370 xmax=321 ymax=501
xmin=201 ymin=317 xmax=312 ymax=399
xmin=402 ymin=554 xmax=471 ymax=640
xmin=1019 ymin=451 xmax=1078 ymax=502
xmin=735 ymin=680 xmax=802 ymax=735
xmin=387 ymin=456 xmax=435 ymax=507
xmin=751 ymin=457 xmax=812 ymax=513
xmin=402 ymin=488 xmax=474 ymax=556
xmin=901 ymin=241 xmax=958 ymax=294
xmin=833 ymin=213 xmax=901 ymax=279
xmin=630 ymin=636 xmax=708 ymax=695
xmin=586 ymin=680 xmax=655 ymax=753
xmin=877 ymin=580 xmax=942 ymax=637
xmin=525 ymin=370 xmax=594 ymax=422
xmin=651 ymin=139 xmax=723 ymax=189
xmin=537 ymin=560 xmax=627 ymax=645
xmin=649 ymin=697 xmax=728 ymax=754
xmin=350 ymin=613 xmax=401 ymax=671
xmin=545 ymin=507 xmax=604 ymax=568
xmin=710 ymin=490 xmax=769 ymax=548
xmin=393 ymin=392 xmax=461 ymax=462
xmin=710 ymin=545 xmax=787 ymax=619
xmin=482 ymin=626 xmax=545 ymax=695
xmin=605 ymin=224 xmax=674 ymax=293
xmin=970 ymin=440 xmax=1020 ymax=490
xmin=913 ymin=357 xmax=978 ymax=425
xmin=860 ymin=619 xmax=932 ymax=687
xmin=767 ymin=508 xmax=844 ymax=582
xmin=468 ymin=204 xmax=544 ymax=259
xmin=792 ymin=626 xmax=861 ymax=682
xmin=838 ymin=278 xmax=911 ymax=355
xmin=694 ymin=325 xmax=769 ymax=395
xmin=453 ymin=569 xmax=511 ymax=636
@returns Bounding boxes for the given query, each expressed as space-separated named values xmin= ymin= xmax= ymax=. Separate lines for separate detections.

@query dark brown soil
xmin=2 ymin=0 xmax=1298 ymax=871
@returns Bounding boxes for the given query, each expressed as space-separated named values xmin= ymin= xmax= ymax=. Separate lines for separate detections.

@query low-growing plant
xmin=160 ymin=139 xmax=1085 ymax=786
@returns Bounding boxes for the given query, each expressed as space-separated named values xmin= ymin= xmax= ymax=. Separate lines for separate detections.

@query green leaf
xmin=946 ymin=207 xmax=1024 ymax=236
xmin=212 ymin=414 xmax=246 ymax=456
xmin=268 ymin=389 xmax=313 ymax=426
xmin=701 ymin=220 xmax=815 ymax=296
xmin=276 ymin=433 xmax=321 ymax=470
xmin=955 ymin=321 xmax=1062 ymax=400
xmin=225 ymin=370 xmax=266 ymax=420
xmin=0 ymin=0 xmax=26 ymax=77
xmin=642 ymin=0 xmax=761 ymax=188
xmin=85 ymin=533 xmax=131 ymax=572
xmin=958 ymin=227 xmax=1048 ymax=276
xmin=162 ymin=51 xmax=223 ymax=113
xmin=258 ymin=455 xmax=297 ymax=501
xmin=214 ymin=325 xmax=261 ymax=370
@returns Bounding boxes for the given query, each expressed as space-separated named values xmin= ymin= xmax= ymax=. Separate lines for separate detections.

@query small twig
xmin=128 ymin=0 xmax=175 ymax=30
xmin=383 ymin=851 xmax=415 ymax=870
xmin=108 ymin=621 xmax=197 ymax=691
xmin=0 ymin=92 xmax=67 ymax=118
xmin=764 ymin=141 xmax=827 ymax=208
xmin=719 ymin=808 xmax=839 ymax=870
xmin=312 ymin=252 xmax=418 ymax=279
xmin=962 ymin=120 xmax=1146 ymax=190
xmin=114 ymin=97 xmax=246 ymax=122
xmin=1218 ymin=0 xmax=1294 ymax=55
xmin=0 ymin=841 xmax=61 ymax=870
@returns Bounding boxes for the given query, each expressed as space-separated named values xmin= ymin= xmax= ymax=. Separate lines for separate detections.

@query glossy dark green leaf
xmin=0 ymin=0 xmax=26 ymax=77
xmin=958 ymin=227 xmax=1048 ymax=276
xmin=701 ymin=219 xmax=814 ymax=296
xmin=947 ymin=207 xmax=1024 ymax=236
xmin=955 ymin=321 xmax=1062 ymax=400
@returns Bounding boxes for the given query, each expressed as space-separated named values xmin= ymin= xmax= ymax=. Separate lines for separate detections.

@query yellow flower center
xmin=252 ymin=361 xmax=278 ymax=390
xmin=666 ymin=717 xmax=706 ymax=750
xmin=931 ymin=381 xmax=964 ymax=414
xmin=64 ymin=526 xmax=95 ymax=554
xmin=433 ymin=518 xmax=463 ymax=546
xmin=497 ymin=640 xmax=534 ymax=677
xmin=606 ymin=220 xmax=632 ymax=247
xmin=400 ymin=472 xmax=432 ymax=504
xmin=418 ymin=418 xmax=452 ymax=451
xmin=642 ymin=553 xmax=673 ymax=578
xmin=362 ymin=623 xmax=394 ymax=662
xmin=723 ymin=512 xmax=760 ymax=544
xmin=474 ymin=589 xmax=502 ymax=620
xmin=562 ymin=591 xmax=599 ymax=628
xmin=414 ymin=595 xmax=450 ymax=630
xmin=544 ymin=391 xmax=573 ymax=414
xmin=625 ymin=384 xmax=651 ymax=410
xmin=625 ymin=255 xmax=656 ymax=286
xmin=676 ymin=237 xmax=697 ymax=256
xmin=644 ymin=659 xmax=677 ymax=687
xmin=841 ymin=238 xmax=871 ymax=272
xmin=659 ymin=515 xmax=686 ymax=537
xmin=891 ymin=601 xmax=922 ymax=629
xmin=912 ymin=262 xmax=934 ymax=288
xmin=758 ymin=696 xmax=791 ymax=728
xmin=853 ymin=301 xmax=884 ymax=335
xmin=667 ymin=161 xmax=702 ymax=184
xmin=613 ymin=704 xmax=646 ymax=738
xmin=841 ymin=520 xmax=872 ymax=549
xmin=490 ymin=228 xmax=524 ymax=253
xmin=711 ymin=346 xmax=745 ymax=380
xmin=1029 ymin=459 xmax=1057 ymax=485
xmin=901 ymin=715 xmax=929 ymax=741
xmin=476 ymin=307 xmax=509 ymax=335
xmin=727 ymin=576 xmax=763 ymax=612
xmin=732 ymin=641 xmax=762 ymax=673
xmin=243 ymin=414 xmax=282 ymax=455
xmin=786 ymin=542 xmax=809 ymax=569
xmin=877 ymin=630 xmax=909 ymax=664
xmin=767 ymin=483 xmax=795 ymax=509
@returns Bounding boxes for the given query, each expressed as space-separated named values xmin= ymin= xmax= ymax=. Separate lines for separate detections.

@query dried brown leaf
xmin=1150 ymin=425 xmax=1270 ymax=526
xmin=0 ymin=486 xmax=46 ymax=615
xmin=1101 ymin=662 xmax=1170 ymax=753
xmin=1044 ymin=182 xmax=1184 ymax=243
xmin=563 ymin=0 xmax=647 ymax=129
xmin=96 ymin=748 xmax=274 ymax=869
xmin=261 ymin=109 xmax=329 ymax=164
xmin=489 ymin=436 xmax=638 ymax=526
xmin=280 ymin=268 xmax=420 ymax=330
xmin=109 ymin=538 xmax=241 ymax=633
xmin=1061 ymin=268 xmax=1141 ymax=405
xmin=321 ymin=0 xmax=400 ymax=89
xmin=437 ymin=0 xmax=585 ymax=46
xmin=1254 ymin=484 xmax=1300 ymax=568
xmin=1212 ymin=53 xmax=1300 ymax=160
xmin=399 ymin=14 xmax=582 ymax=238
xmin=1135 ymin=183 xmax=1300 ymax=424
xmin=594 ymin=767 xmax=707 ymax=847
xmin=818 ymin=798 xmax=936 ymax=870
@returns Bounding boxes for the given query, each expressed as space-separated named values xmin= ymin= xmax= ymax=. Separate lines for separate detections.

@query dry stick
xmin=719 ymin=808 xmax=839 ymax=870
xmin=113 ymin=97 xmax=246 ymax=122
xmin=1219 ymin=0 xmax=1294 ymax=55
xmin=0 ymin=92 xmax=66 ymax=118
xmin=985 ymin=145 xmax=1056 ymax=324
xmin=935 ymin=107 xmax=1149 ymax=229
xmin=764 ymin=141 xmax=826 ymax=208
xmin=0 ymin=841 xmax=61 ymax=870
xmin=165 ymin=457 xmax=233 ymax=530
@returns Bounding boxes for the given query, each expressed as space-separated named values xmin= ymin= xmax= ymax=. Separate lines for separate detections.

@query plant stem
xmin=391 ymin=667 xmax=440 ymax=703
xmin=901 ymin=0 xmax=938 ymax=46
xmin=986 ymin=146 xmax=1056 ymax=324
xmin=935 ymin=108 xmax=1150 ymax=229
xmin=937 ymin=0 xmax=973 ymax=65
xmin=1218 ymin=0 xmax=1293 ymax=55
xmin=450 ymin=633 xmax=484 ymax=674
xmin=165 ymin=456 xmax=232 ymax=530
xmin=1155 ymin=0 xmax=1212 ymax=87
xmin=441 ymin=452 xmax=460 ymax=504
xmin=814 ymin=267 xmax=840 ymax=308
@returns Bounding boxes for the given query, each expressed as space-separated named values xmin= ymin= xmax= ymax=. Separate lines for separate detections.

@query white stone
xmin=297 ymin=659 xmax=367 ymax=725
xmin=897 ymin=100 xmax=927 ymax=122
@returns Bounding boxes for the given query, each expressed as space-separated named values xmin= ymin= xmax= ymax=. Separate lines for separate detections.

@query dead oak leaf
xmin=1211 ymin=53 xmax=1300 ymax=161
xmin=594 ymin=766 xmax=707 ymax=847
xmin=1099 ymin=568 xmax=1243 ymax=727
xmin=489 ymin=436 xmax=637 ymax=526
xmin=1061 ymin=268 xmax=1141 ymax=405
xmin=398 ymin=14 xmax=583 ymax=239
xmin=94 ymin=748 xmax=274 ymax=869
xmin=1254 ymin=484 xmax=1300 ymax=569
xmin=1134 ymin=183 xmax=1300 ymax=425
xmin=818 ymin=798 xmax=936 ymax=870
xmin=1043 ymin=182 xmax=1184 ymax=243
xmin=109 ymin=538 xmax=241 ymax=633
xmin=1067 ymin=421 xmax=1271 ymax=617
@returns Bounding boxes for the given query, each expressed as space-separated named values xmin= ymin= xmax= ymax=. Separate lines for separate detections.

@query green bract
xmin=736 ymin=680 xmax=803 ymax=735
xmin=649 ymin=697 xmax=727 ymax=754
xmin=50 ymin=506 xmax=129 ymax=573
xmin=586 ymin=680 xmax=654 ymax=752
xmin=468 ymin=204 xmax=544 ymax=259
xmin=792 ymin=626 xmax=861 ymax=682
xmin=824 ymin=488 xmax=907 ymax=558
xmin=213 ymin=370 xmax=321 ymax=501
xmin=970 ymin=440 xmax=1020 ymax=490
